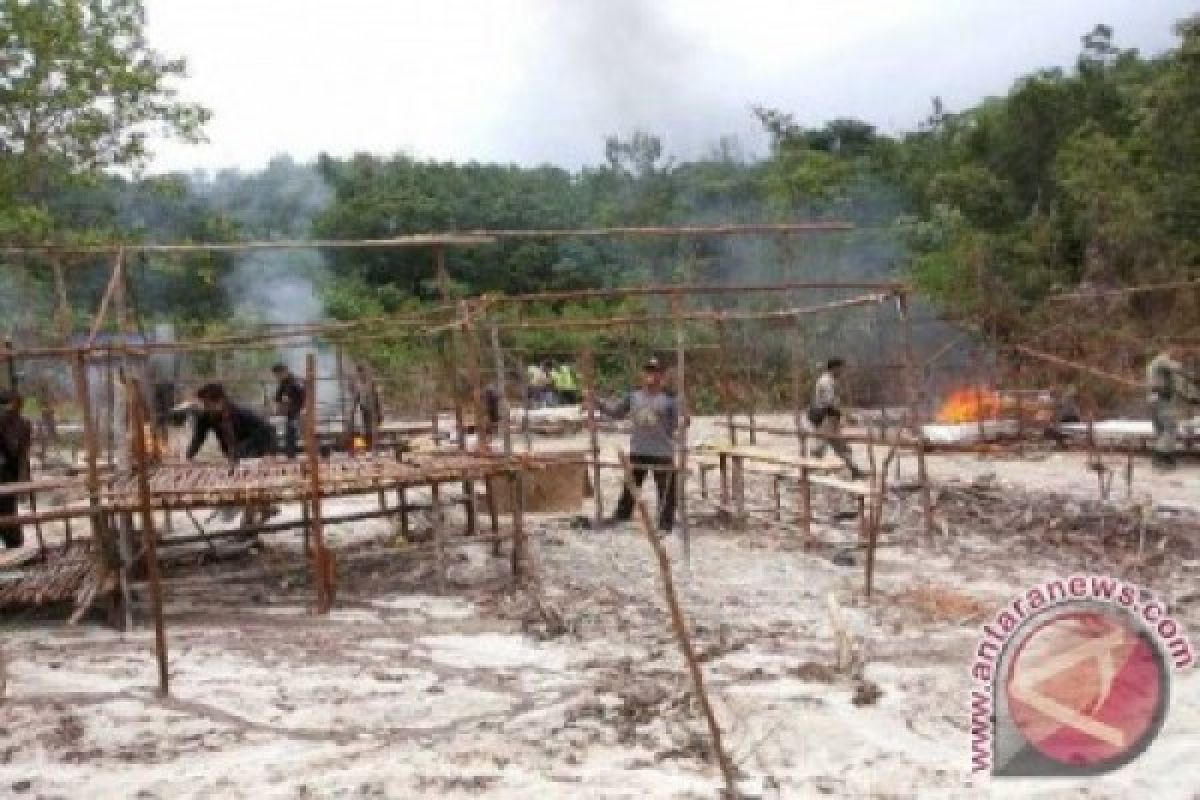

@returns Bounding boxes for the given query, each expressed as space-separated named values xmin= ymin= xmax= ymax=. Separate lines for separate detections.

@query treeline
xmin=3 ymin=4 xmax=1199 ymax=361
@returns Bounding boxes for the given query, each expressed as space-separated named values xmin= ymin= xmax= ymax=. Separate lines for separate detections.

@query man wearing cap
xmin=186 ymin=383 xmax=277 ymax=464
xmin=0 ymin=390 xmax=32 ymax=549
xmin=271 ymin=363 xmax=306 ymax=458
xmin=603 ymin=357 xmax=679 ymax=532
xmin=804 ymin=358 xmax=865 ymax=479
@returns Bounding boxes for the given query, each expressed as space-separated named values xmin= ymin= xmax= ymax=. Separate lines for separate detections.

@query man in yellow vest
xmin=551 ymin=361 xmax=581 ymax=405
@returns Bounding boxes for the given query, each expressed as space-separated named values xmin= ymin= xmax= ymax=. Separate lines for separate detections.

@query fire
xmin=936 ymin=387 xmax=1003 ymax=424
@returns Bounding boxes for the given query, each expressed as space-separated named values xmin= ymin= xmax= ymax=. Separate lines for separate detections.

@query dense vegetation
xmin=2 ymin=3 xmax=1198 ymax=403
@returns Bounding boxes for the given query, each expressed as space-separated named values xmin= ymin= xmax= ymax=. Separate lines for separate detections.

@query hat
xmin=643 ymin=357 xmax=664 ymax=372
xmin=826 ymin=357 xmax=845 ymax=370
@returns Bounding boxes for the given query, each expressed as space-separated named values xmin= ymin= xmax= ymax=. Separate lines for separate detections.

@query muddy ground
xmin=1 ymin=415 xmax=1198 ymax=799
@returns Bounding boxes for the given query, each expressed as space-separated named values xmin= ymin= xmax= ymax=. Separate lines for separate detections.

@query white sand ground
xmin=1 ymin=414 xmax=1198 ymax=799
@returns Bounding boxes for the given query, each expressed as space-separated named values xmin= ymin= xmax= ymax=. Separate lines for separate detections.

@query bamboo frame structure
xmin=0 ymin=221 xmax=968 ymax=701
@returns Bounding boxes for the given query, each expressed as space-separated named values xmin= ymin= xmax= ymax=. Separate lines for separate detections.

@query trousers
xmin=614 ymin=454 xmax=676 ymax=529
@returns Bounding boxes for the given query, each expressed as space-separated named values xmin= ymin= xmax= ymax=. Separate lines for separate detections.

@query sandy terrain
xmin=1 ymin=414 xmax=1198 ymax=799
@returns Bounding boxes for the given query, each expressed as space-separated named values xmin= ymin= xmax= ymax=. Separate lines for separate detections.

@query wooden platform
xmin=103 ymin=451 xmax=581 ymax=511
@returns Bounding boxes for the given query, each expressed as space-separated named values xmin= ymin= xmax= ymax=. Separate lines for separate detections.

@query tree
xmin=0 ymin=0 xmax=209 ymax=206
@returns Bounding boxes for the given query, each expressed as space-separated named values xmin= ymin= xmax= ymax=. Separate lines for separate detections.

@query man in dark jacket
xmin=0 ymin=390 xmax=32 ymax=549
xmin=271 ymin=364 xmax=306 ymax=458
xmin=186 ymin=383 xmax=277 ymax=464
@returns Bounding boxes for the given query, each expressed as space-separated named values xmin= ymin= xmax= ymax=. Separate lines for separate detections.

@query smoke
xmin=191 ymin=156 xmax=340 ymax=409
xmin=509 ymin=1 xmax=753 ymax=165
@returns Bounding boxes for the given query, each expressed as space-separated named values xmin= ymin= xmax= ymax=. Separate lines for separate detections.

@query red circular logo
xmin=1004 ymin=609 xmax=1168 ymax=770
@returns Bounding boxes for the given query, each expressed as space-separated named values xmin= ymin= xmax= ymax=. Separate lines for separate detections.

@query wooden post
xmin=335 ymin=344 xmax=349 ymax=448
xmin=581 ymin=347 xmax=603 ymax=527
xmin=516 ymin=352 xmax=534 ymax=452
xmin=671 ymin=295 xmax=691 ymax=566
xmin=509 ymin=469 xmax=527 ymax=583
xmin=489 ymin=324 xmax=511 ymax=559
xmin=617 ymin=452 xmax=737 ymax=799
xmin=70 ymin=351 xmax=113 ymax=610
xmin=303 ymin=353 xmax=332 ymax=613
xmin=716 ymin=318 xmax=736 ymax=446
xmin=799 ymin=466 xmax=812 ymax=545
xmin=430 ymin=480 xmax=447 ymax=593
xmin=128 ymin=379 xmax=169 ymax=696
xmin=51 ymin=256 xmax=72 ymax=340
xmin=460 ymin=304 xmax=484 ymax=535
xmin=898 ymin=292 xmax=934 ymax=540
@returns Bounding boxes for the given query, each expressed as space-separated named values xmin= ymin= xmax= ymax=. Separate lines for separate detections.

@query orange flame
xmin=936 ymin=387 xmax=1003 ymax=423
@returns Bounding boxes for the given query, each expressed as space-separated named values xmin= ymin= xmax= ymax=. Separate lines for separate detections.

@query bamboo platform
xmin=101 ymin=451 xmax=580 ymax=512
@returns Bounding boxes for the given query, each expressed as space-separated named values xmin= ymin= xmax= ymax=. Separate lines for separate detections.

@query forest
xmin=2 ymin=3 xmax=1199 ymax=387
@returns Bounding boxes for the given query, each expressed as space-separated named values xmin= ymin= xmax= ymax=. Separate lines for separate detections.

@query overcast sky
xmin=143 ymin=0 xmax=1197 ymax=174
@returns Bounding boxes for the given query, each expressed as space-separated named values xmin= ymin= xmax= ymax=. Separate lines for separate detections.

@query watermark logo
xmin=969 ymin=575 xmax=1193 ymax=777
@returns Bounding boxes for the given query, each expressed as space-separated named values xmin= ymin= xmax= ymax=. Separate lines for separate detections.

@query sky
xmin=143 ymin=0 xmax=1198 ymax=174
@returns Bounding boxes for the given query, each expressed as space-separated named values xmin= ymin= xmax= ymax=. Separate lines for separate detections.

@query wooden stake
xmin=617 ymin=452 xmax=737 ymax=798
xmin=671 ymin=295 xmax=692 ymax=566
xmin=716 ymin=319 xmax=736 ymax=446
xmin=897 ymin=293 xmax=935 ymax=540
xmin=303 ymin=353 xmax=332 ymax=613
xmin=128 ymin=378 xmax=169 ymax=696
xmin=581 ymin=347 xmax=603 ymax=527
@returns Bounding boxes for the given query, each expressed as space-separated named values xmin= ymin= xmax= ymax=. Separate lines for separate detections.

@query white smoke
xmin=193 ymin=156 xmax=341 ymax=410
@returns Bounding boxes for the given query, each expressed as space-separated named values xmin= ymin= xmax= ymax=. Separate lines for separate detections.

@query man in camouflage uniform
xmin=1147 ymin=346 xmax=1199 ymax=469
xmin=803 ymin=357 xmax=866 ymax=480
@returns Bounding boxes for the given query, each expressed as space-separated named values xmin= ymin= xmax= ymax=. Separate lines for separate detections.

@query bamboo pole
xmin=335 ymin=344 xmax=348 ymax=448
xmin=461 ymin=305 xmax=485 ymax=536
xmin=671 ymin=295 xmax=692 ymax=567
xmin=5 ymin=222 xmax=851 ymax=259
xmin=581 ymin=347 xmax=603 ymax=527
xmin=716 ymin=319 xmax=736 ymax=447
xmin=70 ymin=352 xmax=110 ymax=576
xmin=303 ymin=353 xmax=332 ymax=614
xmin=494 ymin=293 xmax=889 ymax=331
xmin=128 ymin=378 xmax=169 ymax=695
xmin=85 ymin=250 xmax=124 ymax=347
xmin=617 ymin=452 xmax=737 ymax=798
xmin=430 ymin=480 xmax=447 ymax=593
xmin=493 ymin=278 xmax=902 ymax=305
xmin=898 ymin=293 xmax=935 ymax=541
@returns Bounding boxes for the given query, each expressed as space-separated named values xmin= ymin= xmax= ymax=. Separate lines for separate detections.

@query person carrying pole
xmin=1147 ymin=346 xmax=1200 ymax=470
xmin=803 ymin=357 xmax=866 ymax=479
xmin=0 ymin=389 xmax=32 ymax=550
xmin=602 ymin=357 xmax=678 ymax=533
xmin=271 ymin=363 xmax=306 ymax=459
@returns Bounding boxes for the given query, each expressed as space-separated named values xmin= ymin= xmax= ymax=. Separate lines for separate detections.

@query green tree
xmin=0 ymin=0 xmax=209 ymax=231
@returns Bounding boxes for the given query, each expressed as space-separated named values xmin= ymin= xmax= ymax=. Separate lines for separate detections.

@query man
xmin=186 ymin=383 xmax=277 ymax=464
xmin=604 ymin=358 xmax=678 ymax=532
xmin=552 ymin=361 xmax=581 ymax=405
xmin=271 ymin=363 xmax=306 ymax=458
xmin=348 ymin=362 xmax=382 ymax=449
xmin=0 ymin=390 xmax=31 ymax=550
xmin=1147 ymin=346 xmax=1200 ymax=469
xmin=803 ymin=358 xmax=866 ymax=480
